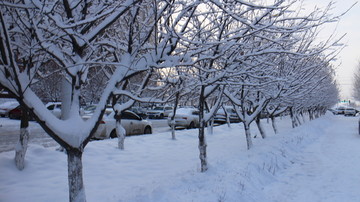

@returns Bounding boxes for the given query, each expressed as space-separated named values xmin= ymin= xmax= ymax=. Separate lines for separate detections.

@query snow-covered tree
xmin=0 ymin=0 xmax=180 ymax=200
xmin=0 ymin=0 xmax=209 ymax=199
xmin=353 ymin=61 xmax=360 ymax=101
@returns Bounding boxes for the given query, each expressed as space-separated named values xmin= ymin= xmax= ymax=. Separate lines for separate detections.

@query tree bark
xmin=61 ymin=77 xmax=72 ymax=120
xmin=255 ymin=115 xmax=266 ymax=139
xmin=67 ymin=149 xmax=86 ymax=202
xmin=170 ymin=92 xmax=180 ymax=140
xmin=116 ymin=119 xmax=126 ymax=150
xmin=290 ymin=108 xmax=298 ymax=128
xmin=207 ymin=119 xmax=214 ymax=135
xmin=15 ymin=107 xmax=29 ymax=170
xmin=271 ymin=116 xmax=278 ymax=134
xmin=198 ymin=87 xmax=208 ymax=172
xmin=115 ymin=111 xmax=126 ymax=150
xmin=198 ymin=122 xmax=207 ymax=172
xmin=296 ymin=114 xmax=302 ymax=126
xmin=244 ymin=123 xmax=253 ymax=150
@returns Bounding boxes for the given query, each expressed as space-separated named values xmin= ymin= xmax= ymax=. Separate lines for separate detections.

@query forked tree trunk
xmin=15 ymin=108 xmax=29 ymax=170
xmin=67 ymin=149 xmax=86 ymax=202
xmin=255 ymin=115 xmax=266 ymax=139
xmin=244 ymin=123 xmax=253 ymax=150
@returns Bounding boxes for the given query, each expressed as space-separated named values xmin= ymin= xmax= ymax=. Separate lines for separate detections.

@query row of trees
xmin=0 ymin=0 xmax=342 ymax=201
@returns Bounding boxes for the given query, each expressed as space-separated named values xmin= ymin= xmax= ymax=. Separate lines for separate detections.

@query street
xmin=0 ymin=118 xmax=170 ymax=153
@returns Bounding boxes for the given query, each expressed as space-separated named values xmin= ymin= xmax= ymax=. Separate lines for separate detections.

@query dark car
xmin=129 ymin=107 xmax=148 ymax=119
xmin=8 ymin=105 xmax=34 ymax=120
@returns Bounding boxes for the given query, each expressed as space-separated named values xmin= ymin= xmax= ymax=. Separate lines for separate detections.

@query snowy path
xmin=263 ymin=115 xmax=360 ymax=202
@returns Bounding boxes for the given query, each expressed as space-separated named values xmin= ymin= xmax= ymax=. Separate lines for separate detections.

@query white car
xmin=45 ymin=102 xmax=62 ymax=118
xmin=167 ymin=107 xmax=199 ymax=129
xmin=85 ymin=110 xmax=152 ymax=140
xmin=0 ymin=101 xmax=18 ymax=117
xmin=214 ymin=106 xmax=241 ymax=124
xmin=147 ymin=106 xmax=173 ymax=119
xmin=344 ymin=108 xmax=358 ymax=116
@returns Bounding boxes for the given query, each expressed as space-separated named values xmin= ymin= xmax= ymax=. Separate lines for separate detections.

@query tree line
xmin=0 ymin=0 xmax=343 ymax=201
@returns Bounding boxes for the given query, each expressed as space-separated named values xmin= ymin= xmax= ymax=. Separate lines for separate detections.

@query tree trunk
xmin=244 ymin=123 xmax=253 ymax=150
xmin=170 ymin=92 xmax=180 ymax=140
xmin=198 ymin=121 xmax=207 ymax=172
xmin=115 ymin=113 xmax=126 ymax=150
xmin=67 ymin=149 xmax=86 ymax=202
xmin=15 ymin=108 xmax=29 ymax=170
xmin=198 ymin=87 xmax=208 ymax=172
xmin=301 ymin=111 xmax=305 ymax=123
xmin=290 ymin=108 xmax=298 ymax=128
xmin=296 ymin=114 xmax=302 ymax=126
xmin=271 ymin=116 xmax=278 ymax=134
xmin=255 ymin=115 xmax=266 ymax=139
xmin=61 ymin=77 xmax=72 ymax=120
xmin=116 ymin=121 xmax=126 ymax=150
xmin=207 ymin=118 xmax=214 ymax=135
xmin=226 ymin=115 xmax=231 ymax=128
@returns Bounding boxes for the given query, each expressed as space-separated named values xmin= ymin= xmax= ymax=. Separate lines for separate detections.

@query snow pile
xmin=0 ymin=114 xmax=355 ymax=201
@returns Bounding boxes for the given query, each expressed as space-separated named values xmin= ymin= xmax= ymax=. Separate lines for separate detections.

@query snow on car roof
xmin=175 ymin=107 xmax=197 ymax=114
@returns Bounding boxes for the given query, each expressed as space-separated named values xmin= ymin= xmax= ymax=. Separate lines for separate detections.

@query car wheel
xmin=188 ymin=121 xmax=195 ymax=129
xmin=110 ymin=130 xmax=117 ymax=138
xmin=144 ymin=126 xmax=152 ymax=134
xmin=159 ymin=114 xmax=164 ymax=119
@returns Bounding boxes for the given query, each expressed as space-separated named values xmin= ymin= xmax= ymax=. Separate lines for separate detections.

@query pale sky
xmin=302 ymin=0 xmax=360 ymax=99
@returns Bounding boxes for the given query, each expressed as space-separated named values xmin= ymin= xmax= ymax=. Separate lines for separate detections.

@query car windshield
xmin=153 ymin=107 xmax=164 ymax=110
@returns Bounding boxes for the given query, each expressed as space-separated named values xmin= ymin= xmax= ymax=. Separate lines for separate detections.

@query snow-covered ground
xmin=0 ymin=113 xmax=359 ymax=202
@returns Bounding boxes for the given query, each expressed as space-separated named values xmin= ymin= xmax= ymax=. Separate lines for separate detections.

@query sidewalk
xmin=263 ymin=115 xmax=360 ymax=202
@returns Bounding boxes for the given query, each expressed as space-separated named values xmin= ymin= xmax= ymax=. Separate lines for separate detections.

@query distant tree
xmin=0 ymin=1 xmax=175 ymax=200
xmin=353 ymin=61 xmax=360 ymax=101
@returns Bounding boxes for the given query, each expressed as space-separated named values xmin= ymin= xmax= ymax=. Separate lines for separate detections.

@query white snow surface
xmin=0 ymin=113 xmax=360 ymax=202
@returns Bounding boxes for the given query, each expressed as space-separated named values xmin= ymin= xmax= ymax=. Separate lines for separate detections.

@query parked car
xmin=214 ymin=106 xmax=241 ymax=124
xmin=213 ymin=112 xmax=227 ymax=124
xmin=0 ymin=101 xmax=18 ymax=117
xmin=332 ymin=107 xmax=346 ymax=115
xmin=45 ymin=102 xmax=62 ymax=118
xmin=81 ymin=105 xmax=97 ymax=116
xmin=167 ymin=107 xmax=199 ymax=129
xmin=147 ymin=106 xmax=173 ymax=119
xmin=84 ymin=110 xmax=152 ymax=139
xmin=344 ymin=108 xmax=358 ymax=116
xmin=129 ymin=107 xmax=148 ymax=119
xmin=8 ymin=105 xmax=35 ymax=120
xmin=8 ymin=102 xmax=62 ymax=120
